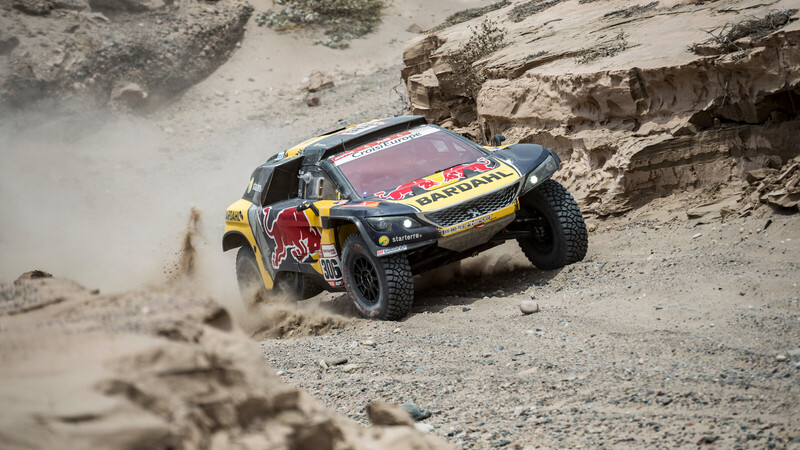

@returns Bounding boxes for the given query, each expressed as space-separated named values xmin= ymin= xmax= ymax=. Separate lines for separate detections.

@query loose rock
xmin=402 ymin=403 xmax=431 ymax=421
xmin=415 ymin=423 xmax=435 ymax=433
xmin=340 ymin=364 xmax=359 ymax=373
xmin=519 ymin=300 xmax=539 ymax=315
xmin=324 ymin=357 xmax=348 ymax=366
xmin=406 ymin=23 xmax=423 ymax=34
xmin=307 ymin=71 xmax=334 ymax=92
xmin=306 ymin=94 xmax=320 ymax=107
xmin=110 ymin=82 xmax=148 ymax=108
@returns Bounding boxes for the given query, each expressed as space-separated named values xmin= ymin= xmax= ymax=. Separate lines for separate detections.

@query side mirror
xmin=297 ymin=201 xmax=319 ymax=215
xmin=493 ymin=134 xmax=506 ymax=146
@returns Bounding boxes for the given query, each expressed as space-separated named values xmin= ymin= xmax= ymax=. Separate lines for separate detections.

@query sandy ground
xmin=1 ymin=0 xmax=799 ymax=448
xmin=264 ymin=214 xmax=800 ymax=448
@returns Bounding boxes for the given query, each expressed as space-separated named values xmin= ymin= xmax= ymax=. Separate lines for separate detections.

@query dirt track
xmin=262 ymin=213 xmax=800 ymax=448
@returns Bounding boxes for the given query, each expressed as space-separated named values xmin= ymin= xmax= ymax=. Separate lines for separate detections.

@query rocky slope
xmin=0 ymin=271 xmax=451 ymax=449
xmin=0 ymin=0 xmax=252 ymax=110
xmin=402 ymin=0 xmax=800 ymax=215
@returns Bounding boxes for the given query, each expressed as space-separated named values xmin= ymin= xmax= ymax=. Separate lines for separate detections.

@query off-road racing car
xmin=223 ymin=116 xmax=588 ymax=320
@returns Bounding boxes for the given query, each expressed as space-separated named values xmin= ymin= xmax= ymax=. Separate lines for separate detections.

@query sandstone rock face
xmin=402 ymin=0 xmax=800 ymax=215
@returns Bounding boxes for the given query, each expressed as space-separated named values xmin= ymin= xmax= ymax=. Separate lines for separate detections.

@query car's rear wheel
xmin=236 ymin=246 xmax=270 ymax=307
xmin=236 ymin=246 xmax=322 ymax=306
xmin=274 ymin=271 xmax=324 ymax=301
xmin=517 ymin=179 xmax=588 ymax=270
xmin=341 ymin=234 xmax=413 ymax=320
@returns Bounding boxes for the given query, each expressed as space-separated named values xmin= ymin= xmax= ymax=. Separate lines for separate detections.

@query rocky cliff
xmin=403 ymin=0 xmax=800 ymax=215
xmin=0 ymin=0 xmax=252 ymax=110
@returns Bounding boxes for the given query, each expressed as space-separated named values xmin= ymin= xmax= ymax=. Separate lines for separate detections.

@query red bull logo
xmin=441 ymin=157 xmax=496 ymax=182
xmin=374 ymin=157 xmax=497 ymax=200
xmin=263 ymin=207 xmax=321 ymax=268
xmin=375 ymin=178 xmax=441 ymax=200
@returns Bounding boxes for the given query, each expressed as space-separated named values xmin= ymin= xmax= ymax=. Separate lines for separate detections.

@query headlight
xmin=523 ymin=154 xmax=559 ymax=193
xmin=366 ymin=216 xmax=422 ymax=232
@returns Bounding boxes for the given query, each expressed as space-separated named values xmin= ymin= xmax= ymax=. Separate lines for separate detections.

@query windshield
xmin=331 ymin=125 xmax=485 ymax=198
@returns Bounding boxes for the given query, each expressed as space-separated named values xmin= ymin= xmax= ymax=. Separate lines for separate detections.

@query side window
xmin=303 ymin=169 xmax=339 ymax=200
xmin=261 ymin=158 xmax=302 ymax=206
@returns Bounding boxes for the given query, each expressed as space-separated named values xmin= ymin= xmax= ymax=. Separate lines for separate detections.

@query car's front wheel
xmin=517 ymin=179 xmax=588 ymax=270
xmin=341 ymin=234 xmax=414 ymax=320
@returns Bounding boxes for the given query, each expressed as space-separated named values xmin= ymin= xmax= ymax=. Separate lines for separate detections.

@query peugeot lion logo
xmin=467 ymin=208 xmax=482 ymax=218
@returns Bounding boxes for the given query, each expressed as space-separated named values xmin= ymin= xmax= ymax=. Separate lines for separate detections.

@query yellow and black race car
xmin=223 ymin=116 xmax=587 ymax=320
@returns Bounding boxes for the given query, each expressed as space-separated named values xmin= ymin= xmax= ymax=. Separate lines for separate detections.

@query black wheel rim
xmin=529 ymin=210 xmax=555 ymax=253
xmin=352 ymin=256 xmax=379 ymax=304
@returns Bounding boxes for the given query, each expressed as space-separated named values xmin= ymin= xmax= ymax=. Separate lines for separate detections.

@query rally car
xmin=223 ymin=116 xmax=588 ymax=320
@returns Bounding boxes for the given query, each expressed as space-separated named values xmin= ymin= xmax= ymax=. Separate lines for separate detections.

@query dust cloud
xmin=0 ymin=105 xmax=356 ymax=336
xmin=0 ymin=106 xmax=259 ymax=293
xmin=414 ymin=242 xmax=530 ymax=292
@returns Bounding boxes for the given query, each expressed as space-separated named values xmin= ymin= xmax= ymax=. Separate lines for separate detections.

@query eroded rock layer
xmin=403 ymin=0 xmax=800 ymax=215
xmin=0 ymin=0 xmax=252 ymax=110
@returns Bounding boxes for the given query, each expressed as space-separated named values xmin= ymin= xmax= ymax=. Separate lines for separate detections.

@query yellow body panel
xmin=225 ymin=198 xmax=274 ymax=290
xmin=283 ymin=135 xmax=327 ymax=158
xmin=392 ymin=160 xmax=521 ymax=212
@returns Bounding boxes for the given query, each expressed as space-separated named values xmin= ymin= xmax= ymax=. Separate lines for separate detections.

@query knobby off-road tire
xmin=236 ymin=246 xmax=322 ymax=306
xmin=518 ymin=179 xmax=588 ymax=270
xmin=341 ymin=234 xmax=414 ymax=320
xmin=236 ymin=245 xmax=270 ymax=307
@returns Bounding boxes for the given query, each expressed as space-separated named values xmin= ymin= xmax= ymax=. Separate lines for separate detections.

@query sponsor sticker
xmin=247 ymin=177 xmax=255 ymax=193
xmin=332 ymin=126 xmax=438 ymax=166
xmin=321 ymin=243 xmax=338 ymax=258
xmin=415 ymin=171 xmax=515 ymax=206
xmin=263 ymin=206 xmax=321 ymax=268
xmin=337 ymin=121 xmax=389 ymax=136
xmin=376 ymin=245 xmax=408 ymax=256
xmin=320 ymin=244 xmax=343 ymax=287
xmin=391 ymin=233 xmax=422 ymax=243
xmin=378 ymin=235 xmax=389 ymax=246
xmin=226 ymin=210 xmax=244 ymax=222
xmin=441 ymin=215 xmax=492 ymax=237
xmin=375 ymin=157 xmax=498 ymax=201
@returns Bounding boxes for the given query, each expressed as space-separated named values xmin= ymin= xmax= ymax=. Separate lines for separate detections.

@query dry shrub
xmin=603 ymin=1 xmax=658 ymax=19
xmin=508 ymin=0 xmax=565 ymax=23
xmin=254 ymin=0 xmax=383 ymax=49
xmin=428 ymin=1 xmax=510 ymax=33
xmin=447 ymin=18 xmax=507 ymax=100
xmin=575 ymin=32 xmax=628 ymax=64
xmin=692 ymin=9 xmax=797 ymax=54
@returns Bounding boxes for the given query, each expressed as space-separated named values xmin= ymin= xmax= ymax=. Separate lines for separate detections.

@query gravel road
xmin=260 ymin=213 xmax=800 ymax=448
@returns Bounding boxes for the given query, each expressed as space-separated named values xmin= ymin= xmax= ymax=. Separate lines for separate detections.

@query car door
xmin=258 ymin=198 xmax=322 ymax=275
